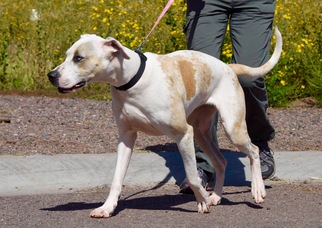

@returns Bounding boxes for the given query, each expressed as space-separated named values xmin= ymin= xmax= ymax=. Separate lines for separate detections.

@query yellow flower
xmin=296 ymin=45 xmax=302 ymax=53
xmin=301 ymin=85 xmax=305 ymax=89
xmin=104 ymin=9 xmax=112 ymax=14
xmin=282 ymin=50 xmax=286 ymax=56
xmin=278 ymin=70 xmax=285 ymax=76
xmin=301 ymin=38 xmax=310 ymax=45
xmin=280 ymin=80 xmax=286 ymax=86
xmin=102 ymin=18 xmax=107 ymax=23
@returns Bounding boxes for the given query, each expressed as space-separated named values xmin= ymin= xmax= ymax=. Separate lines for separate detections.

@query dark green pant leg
xmin=185 ymin=2 xmax=229 ymax=174
xmin=230 ymin=0 xmax=276 ymax=142
xmin=194 ymin=114 xmax=218 ymax=173
xmin=184 ymin=0 xmax=276 ymax=174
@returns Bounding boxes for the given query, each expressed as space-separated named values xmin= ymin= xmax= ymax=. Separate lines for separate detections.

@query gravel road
xmin=0 ymin=95 xmax=321 ymax=156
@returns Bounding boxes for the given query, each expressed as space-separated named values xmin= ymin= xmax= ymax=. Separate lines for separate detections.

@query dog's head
xmin=48 ymin=35 xmax=130 ymax=93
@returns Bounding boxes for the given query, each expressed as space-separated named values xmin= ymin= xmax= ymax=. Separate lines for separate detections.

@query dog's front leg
xmin=90 ymin=132 xmax=137 ymax=218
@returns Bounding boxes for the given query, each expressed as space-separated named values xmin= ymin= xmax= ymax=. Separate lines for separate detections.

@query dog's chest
xmin=116 ymin=101 xmax=166 ymax=135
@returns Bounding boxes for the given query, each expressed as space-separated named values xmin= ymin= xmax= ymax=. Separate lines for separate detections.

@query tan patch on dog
xmin=197 ymin=61 xmax=212 ymax=94
xmin=229 ymin=64 xmax=248 ymax=76
xmin=178 ymin=60 xmax=196 ymax=100
xmin=158 ymin=56 xmax=198 ymax=101
xmin=157 ymin=56 xmax=189 ymax=136
xmin=73 ymin=43 xmax=105 ymax=79
xmin=157 ymin=54 xmax=216 ymax=136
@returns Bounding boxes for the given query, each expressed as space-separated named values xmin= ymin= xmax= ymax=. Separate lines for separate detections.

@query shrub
xmin=267 ymin=0 xmax=322 ymax=106
xmin=0 ymin=0 xmax=321 ymax=106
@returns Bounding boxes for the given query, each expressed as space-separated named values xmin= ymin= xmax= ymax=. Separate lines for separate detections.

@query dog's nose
xmin=48 ymin=70 xmax=60 ymax=85
xmin=48 ymin=70 xmax=60 ymax=79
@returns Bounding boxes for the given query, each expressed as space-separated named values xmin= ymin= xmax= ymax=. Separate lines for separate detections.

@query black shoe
xmin=179 ymin=168 xmax=214 ymax=194
xmin=257 ymin=142 xmax=276 ymax=180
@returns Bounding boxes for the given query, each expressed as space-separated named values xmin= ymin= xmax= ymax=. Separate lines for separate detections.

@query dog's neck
xmin=114 ymin=49 xmax=147 ymax=91
xmin=109 ymin=47 xmax=143 ymax=89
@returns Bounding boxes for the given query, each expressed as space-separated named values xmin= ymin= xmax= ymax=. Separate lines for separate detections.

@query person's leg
xmin=230 ymin=0 xmax=276 ymax=179
xmin=185 ymin=0 xmax=229 ymax=174
xmin=180 ymin=1 xmax=229 ymax=193
xmin=185 ymin=1 xmax=229 ymax=57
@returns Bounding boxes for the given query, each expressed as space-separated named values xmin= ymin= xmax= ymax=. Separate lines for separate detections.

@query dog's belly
xmin=129 ymin=117 xmax=165 ymax=136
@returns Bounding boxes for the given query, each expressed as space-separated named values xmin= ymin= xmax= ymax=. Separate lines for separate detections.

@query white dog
xmin=48 ymin=28 xmax=282 ymax=218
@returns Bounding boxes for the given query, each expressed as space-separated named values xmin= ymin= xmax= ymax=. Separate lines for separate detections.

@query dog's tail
xmin=229 ymin=27 xmax=282 ymax=78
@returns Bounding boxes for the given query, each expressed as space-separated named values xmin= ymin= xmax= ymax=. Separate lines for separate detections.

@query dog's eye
xmin=73 ymin=55 xmax=84 ymax=63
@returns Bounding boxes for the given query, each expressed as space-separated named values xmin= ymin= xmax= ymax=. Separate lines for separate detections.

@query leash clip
xmin=136 ymin=38 xmax=147 ymax=53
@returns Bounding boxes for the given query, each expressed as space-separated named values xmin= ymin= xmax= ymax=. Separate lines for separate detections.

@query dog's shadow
xmin=145 ymin=143 xmax=252 ymax=187
xmin=41 ymin=143 xmax=264 ymax=214
xmin=40 ymin=190 xmax=262 ymax=214
xmin=40 ymin=193 xmax=196 ymax=213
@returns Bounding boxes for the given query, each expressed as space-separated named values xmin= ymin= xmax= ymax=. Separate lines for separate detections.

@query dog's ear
xmin=103 ymin=38 xmax=130 ymax=60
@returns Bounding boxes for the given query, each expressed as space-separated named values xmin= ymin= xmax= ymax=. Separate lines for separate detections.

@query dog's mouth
xmin=58 ymin=81 xmax=87 ymax=94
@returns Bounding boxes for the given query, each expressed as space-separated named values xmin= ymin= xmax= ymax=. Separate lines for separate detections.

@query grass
xmin=0 ymin=0 xmax=321 ymax=106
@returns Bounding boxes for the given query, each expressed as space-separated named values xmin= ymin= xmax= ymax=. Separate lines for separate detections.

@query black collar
xmin=114 ymin=50 xmax=147 ymax=91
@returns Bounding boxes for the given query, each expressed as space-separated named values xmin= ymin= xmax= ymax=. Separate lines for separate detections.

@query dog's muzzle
xmin=47 ymin=70 xmax=86 ymax=94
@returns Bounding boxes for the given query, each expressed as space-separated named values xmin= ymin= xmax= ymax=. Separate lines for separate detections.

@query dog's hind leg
xmin=188 ymin=105 xmax=227 ymax=206
xmin=217 ymin=97 xmax=266 ymax=204
xmin=90 ymin=131 xmax=137 ymax=218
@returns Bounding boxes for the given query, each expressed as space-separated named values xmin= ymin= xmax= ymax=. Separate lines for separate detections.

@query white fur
xmin=48 ymin=28 xmax=282 ymax=218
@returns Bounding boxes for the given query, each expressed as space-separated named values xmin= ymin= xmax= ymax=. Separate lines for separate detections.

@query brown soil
xmin=0 ymin=95 xmax=321 ymax=156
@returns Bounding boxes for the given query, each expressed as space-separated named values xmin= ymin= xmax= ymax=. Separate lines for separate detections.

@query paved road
xmin=1 ymin=151 xmax=322 ymax=227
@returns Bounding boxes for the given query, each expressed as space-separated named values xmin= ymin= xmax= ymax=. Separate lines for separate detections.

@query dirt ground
xmin=0 ymin=95 xmax=321 ymax=156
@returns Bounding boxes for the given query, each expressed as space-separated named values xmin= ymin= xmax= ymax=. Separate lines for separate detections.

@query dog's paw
xmin=253 ymin=194 xmax=265 ymax=204
xmin=90 ymin=207 xmax=113 ymax=218
xmin=252 ymin=192 xmax=266 ymax=204
xmin=197 ymin=201 xmax=210 ymax=213
xmin=252 ymin=182 xmax=266 ymax=204
xmin=209 ymin=193 xmax=222 ymax=205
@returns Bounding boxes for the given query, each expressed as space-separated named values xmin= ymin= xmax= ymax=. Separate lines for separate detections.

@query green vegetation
xmin=0 ymin=0 xmax=321 ymax=106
